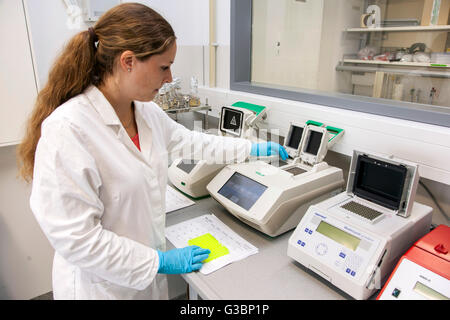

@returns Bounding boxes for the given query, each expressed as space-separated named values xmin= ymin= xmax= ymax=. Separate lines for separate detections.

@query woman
xmin=17 ymin=3 xmax=287 ymax=300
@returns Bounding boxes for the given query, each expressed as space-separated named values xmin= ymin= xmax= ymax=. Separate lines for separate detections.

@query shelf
xmin=164 ymin=104 xmax=211 ymax=114
xmin=342 ymin=59 xmax=450 ymax=68
xmin=345 ymin=25 xmax=450 ymax=32
xmin=336 ymin=64 xmax=450 ymax=78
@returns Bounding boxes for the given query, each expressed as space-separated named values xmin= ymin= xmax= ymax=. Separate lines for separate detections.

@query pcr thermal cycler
xmin=377 ymin=224 xmax=449 ymax=300
xmin=168 ymin=102 xmax=266 ymax=198
xmin=207 ymin=121 xmax=345 ymax=237
xmin=287 ymin=150 xmax=433 ymax=300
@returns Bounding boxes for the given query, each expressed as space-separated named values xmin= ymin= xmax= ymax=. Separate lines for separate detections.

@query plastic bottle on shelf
xmin=392 ymin=78 xmax=403 ymax=101
xmin=172 ymin=78 xmax=183 ymax=109
xmin=160 ymin=86 xmax=170 ymax=110
xmin=189 ymin=76 xmax=201 ymax=107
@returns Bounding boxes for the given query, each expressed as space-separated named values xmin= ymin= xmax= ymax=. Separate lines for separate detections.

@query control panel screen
xmin=316 ymin=221 xmax=361 ymax=251
xmin=286 ymin=125 xmax=304 ymax=150
xmin=353 ymin=155 xmax=407 ymax=210
xmin=413 ymin=281 xmax=449 ymax=300
xmin=221 ymin=108 xmax=243 ymax=135
xmin=176 ymin=160 xmax=199 ymax=174
xmin=304 ymin=130 xmax=323 ymax=156
xmin=218 ymin=172 xmax=267 ymax=211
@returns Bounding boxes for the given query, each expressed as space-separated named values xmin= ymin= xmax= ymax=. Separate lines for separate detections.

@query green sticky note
xmin=188 ymin=233 xmax=229 ymax=263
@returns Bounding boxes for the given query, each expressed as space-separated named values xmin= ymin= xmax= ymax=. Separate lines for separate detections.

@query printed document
xmin=166 ymin=184 xmax=195 ymax=213
xmin=165 ymin=214 xmax=258 ymax=274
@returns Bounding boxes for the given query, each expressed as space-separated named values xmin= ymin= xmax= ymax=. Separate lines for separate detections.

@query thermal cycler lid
xmin=414 ymin=225 xmax=449 ymax=263
xmin=346 ymin=150 xmax=419 ymax=217
xmin=401 ymin=224 xmax=450 ymax=281
xmin=219 ymin=102 xmax=267 ymax=137
xmin=284 ymin=123 xmax=328 ymax=164
xmin=284 ymin=121 xmax=344 ymax=165
xmin=297 ymin=125 xmax=329 ymax=165
xmin=220 ymin=106 xmax=244 ymax=137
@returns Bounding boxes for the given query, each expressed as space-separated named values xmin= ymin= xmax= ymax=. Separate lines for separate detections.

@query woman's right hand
xmin=251 ymin=142 xmax=288 ymax=160
xmin=157 ymin=246 xmax=210 ymax=274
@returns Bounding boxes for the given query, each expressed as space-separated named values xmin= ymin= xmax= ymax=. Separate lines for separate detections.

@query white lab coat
xmin=30 ymin=85 xmax=251 ymax=300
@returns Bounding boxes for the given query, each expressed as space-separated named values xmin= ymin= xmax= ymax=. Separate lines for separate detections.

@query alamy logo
xmin=169 ymin=120 xmax=283 ymax=166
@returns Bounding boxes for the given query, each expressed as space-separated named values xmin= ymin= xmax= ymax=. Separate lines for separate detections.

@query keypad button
xmin=392 ymin=288 xmax=401 ymax=298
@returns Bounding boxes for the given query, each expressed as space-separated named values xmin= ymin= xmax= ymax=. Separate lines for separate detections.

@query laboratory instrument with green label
xmin=168 ymin=102 xmax=267 ymax=198
xmin=207 ymin=121 xmax=345 ymax=237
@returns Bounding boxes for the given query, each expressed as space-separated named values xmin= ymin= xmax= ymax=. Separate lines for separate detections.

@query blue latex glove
xmin=251 ymin=142 xmax=288 ymax=161
xmin=157 ymin=246 xmax=211 ymax=274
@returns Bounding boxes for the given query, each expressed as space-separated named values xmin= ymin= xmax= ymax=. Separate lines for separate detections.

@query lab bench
xmin=165 ymin=196 xmax=374 ymax=300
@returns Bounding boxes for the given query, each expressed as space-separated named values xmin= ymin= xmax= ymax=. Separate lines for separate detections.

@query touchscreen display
xmin=218 ymin=172 xmax=267 ymax=211
xmin=176 ymin=160 xmax=199 ymax=174
xmin=304 ymin=130 xmax=323 ymax=156
xmin=286 ymin=125 xmax=304 ymax=149
xmin=222 ymin=108 xmax=242 ymax=135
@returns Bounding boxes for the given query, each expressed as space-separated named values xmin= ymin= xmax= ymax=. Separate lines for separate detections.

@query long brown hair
xmin=17 ymin=3 xmax=176 ymax=182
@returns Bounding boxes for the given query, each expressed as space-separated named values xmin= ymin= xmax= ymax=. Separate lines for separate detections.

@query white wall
xmin=25 ymin=0 xmax=91 ymax=89
xmin=0 ymin=146 xmax=54 ymax=299
xmin=0 ymin=0 xmax=38 ymax=146
xmin=125 ymin=0 xmax=210 ymax=92
xmin=131 ymin=0 xmax=209 ymax=46
xmin=25 ymin=0 xmax=210 ymax=90
xmin=0 ymin=0 xmax=53 ymax=300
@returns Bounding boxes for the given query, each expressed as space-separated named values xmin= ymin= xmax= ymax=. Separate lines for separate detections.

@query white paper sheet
xmin=165 ymin=185 xmax=195 ymax=213
xmin=165 ymin=214 xmax=258 ymax=274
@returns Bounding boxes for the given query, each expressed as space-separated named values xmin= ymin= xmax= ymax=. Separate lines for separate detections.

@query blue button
xmin=339 ymin=252 xmax=346 ymax=258
xmin=346 ymin=268 xmax=351 ymax=274
xmin=351 ymin=271 xmax=356 ymax=277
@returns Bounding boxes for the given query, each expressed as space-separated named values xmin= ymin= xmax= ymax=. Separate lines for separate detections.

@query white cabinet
xmin=0 ymin=0 xmax=37 ymax=146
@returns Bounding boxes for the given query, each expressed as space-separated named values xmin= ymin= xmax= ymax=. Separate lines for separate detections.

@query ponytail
xmin=18 ymin=3 xmax=175 ymax=182
xmin=17 ymin=30 xmax=95 ymax=182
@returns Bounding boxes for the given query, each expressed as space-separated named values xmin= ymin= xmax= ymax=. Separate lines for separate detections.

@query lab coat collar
xmin=84 ymin=85 xmax=122 ymax=128
xmin=84 ymin=85 xmax=154 ymax=166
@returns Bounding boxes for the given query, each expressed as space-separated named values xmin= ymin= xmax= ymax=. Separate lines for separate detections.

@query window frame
xmin=230 ymin=0 xmax=450 ymax=128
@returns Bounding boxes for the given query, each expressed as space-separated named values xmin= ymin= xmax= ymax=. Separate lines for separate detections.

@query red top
xmin=377 ymin=225 xmax=450 ymax=299
xmin=131 ymin=132 xmax=141 ymax=151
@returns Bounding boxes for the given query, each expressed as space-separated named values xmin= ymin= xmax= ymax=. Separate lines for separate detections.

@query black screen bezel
xmin=220 ymin=107 xmax=244 ymax=136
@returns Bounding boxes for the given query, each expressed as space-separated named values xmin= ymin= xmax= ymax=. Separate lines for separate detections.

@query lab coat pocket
xmin=89 ymin=275 xmax=140 ymax=300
